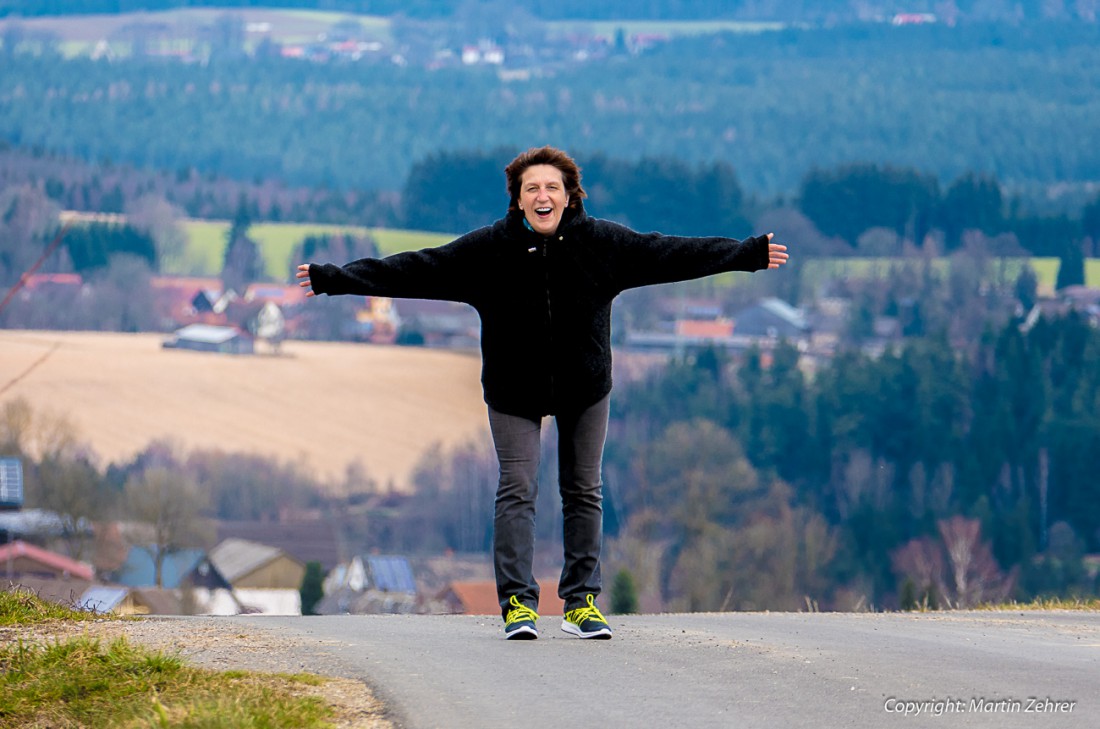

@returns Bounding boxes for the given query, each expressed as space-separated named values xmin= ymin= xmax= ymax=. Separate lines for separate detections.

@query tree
xmin=85 ymin=254 xmax=157 ymax=332
xmin=300 ymin=561 xmax=325 ymax=616
xmin=0 ymin=185 xmax=57 ymax=285
xmin=29 ymin=456 xmax=110 ymax=560
xmin=1083 ymin=193 xmax=1100 ymax=245
xmin=402 ymin=148 xmax=514 ymax=233
xmin=222 ymin=197 xmax=265 ymax=292
xmin=123 ymin=467 xmax=212 ymax=588
xmin=938 ymin=173 xmax=1004 ymax=250
xmin=63 ymin=223 xmax=156 ymax=274
xmin=1014 ymin=265 xmax=1039 ymax=312
xmin=891 ymin=516 xmax=1015 ymax=609
xmin=610 ymin=567 xmax=639 ymax=614
xmin=0 ymin=397 xmax=80 ymax=462
xmin=1055 ymin=239 xmax=1085 ymax=291
xmin=938 ymin=515 xmax=1015 ymax=607
xmin=125 ymin=194 xmax=187 ymax=271
xmin=798 ymin=164 xmax=939 ymax=247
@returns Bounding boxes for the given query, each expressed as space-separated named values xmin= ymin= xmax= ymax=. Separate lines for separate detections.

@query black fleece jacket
xmin=308 ymin=203 xmax=771 ymax=420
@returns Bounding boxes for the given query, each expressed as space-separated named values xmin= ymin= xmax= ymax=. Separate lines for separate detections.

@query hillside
xmin=0 ymin=330 xmax=486 ymax=491
xmin=4 ymin=16 xmax=1098 ymax=200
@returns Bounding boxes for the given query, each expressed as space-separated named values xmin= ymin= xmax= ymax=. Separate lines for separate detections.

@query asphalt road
xmin=222 ymin=611 xmax=1099 ymax=729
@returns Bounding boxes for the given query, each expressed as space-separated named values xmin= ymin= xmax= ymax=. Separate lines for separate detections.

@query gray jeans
xmin=488 ymin=393 xmax=610 ymax=617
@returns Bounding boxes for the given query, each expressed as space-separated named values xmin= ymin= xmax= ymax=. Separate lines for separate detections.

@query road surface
xmin=212 ymin=610 xmax=1097 ymax=728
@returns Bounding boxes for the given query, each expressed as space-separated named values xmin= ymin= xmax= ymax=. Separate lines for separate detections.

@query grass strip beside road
xmin=0 ymin=589 xmax=336 ymax=729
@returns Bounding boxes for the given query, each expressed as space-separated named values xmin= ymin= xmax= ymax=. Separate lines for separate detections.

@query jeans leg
xmin=488 ymin=406 xmax=542 ymax=617
xmin=556 ymin=393 xmax=611 ymax=609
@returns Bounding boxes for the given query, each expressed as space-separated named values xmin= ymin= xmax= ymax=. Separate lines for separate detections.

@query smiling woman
xmin=505 ymin=147 xmax=586 ymax=236
xmin=296 ymin=144 xmax=789 ymax=640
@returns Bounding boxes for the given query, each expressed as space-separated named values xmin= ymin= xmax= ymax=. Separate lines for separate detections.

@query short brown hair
xmin=504 ymin=146 xmax=587 ymax=212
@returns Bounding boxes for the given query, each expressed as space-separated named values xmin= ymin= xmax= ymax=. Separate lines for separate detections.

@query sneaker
xmin=561 ymin=594 xmax=613 ymax=639
xmin=504 ymin=595 xmax=539 ymax=640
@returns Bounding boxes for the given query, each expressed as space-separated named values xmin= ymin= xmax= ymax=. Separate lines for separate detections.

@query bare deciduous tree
xmin=938 ymin=515 xmax=1015 ymax=607
xmin=125 ymin=193 xmax=187 ymax=269
xmin=892 ymin=516 xmax=1015 ymax=609
xmin=0 ymin=397 xmax=80 ymax=462
xmin=0 ymin=185 xmax=58 ymax=285
xmin=31 ymin=456 xmax=109 ymax=560
xmin=123 ymin=467 xmax=213 ymax=588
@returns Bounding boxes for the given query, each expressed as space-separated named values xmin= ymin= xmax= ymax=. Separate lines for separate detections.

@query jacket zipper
xmin=542 ymin=239 xmax=555 ymax=410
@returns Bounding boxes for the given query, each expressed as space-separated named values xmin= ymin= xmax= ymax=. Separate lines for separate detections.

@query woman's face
xmin=518 ymin=164 xmax=569 ymax=236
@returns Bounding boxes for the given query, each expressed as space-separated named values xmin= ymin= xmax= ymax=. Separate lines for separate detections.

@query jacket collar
xmin=506 ymin=200 xmax=588 ymax=238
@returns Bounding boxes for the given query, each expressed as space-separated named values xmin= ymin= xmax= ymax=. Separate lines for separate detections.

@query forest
xmin=6 ymin=0 xmax=1099 ymax=23
xmin=3 ymin=142 xmax=1096 ymax=309
xmin=2 ymin=20 xmax=1100 ymax=202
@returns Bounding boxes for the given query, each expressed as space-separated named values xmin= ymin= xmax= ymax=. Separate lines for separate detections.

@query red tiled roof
xmin=0 ymin=540 xmax=95 ymax=580
xmin=675 ymin=318 xmax=734 ymax=338
xmin=150 ymin=275 xmax=223 ymax=293
xmin=439 ymin=579 xmax=565 ymax=616
xmin=22 ymin=273 xmax=83 ymax=291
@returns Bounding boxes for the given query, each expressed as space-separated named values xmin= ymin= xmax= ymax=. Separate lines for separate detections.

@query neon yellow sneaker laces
xmin=505 ymin=595 xmax=539 ymax=627
xmin=562 ymin=594 xmax=613 ymax=639
xmin=504 ymin=595 xmax=539 ymax=639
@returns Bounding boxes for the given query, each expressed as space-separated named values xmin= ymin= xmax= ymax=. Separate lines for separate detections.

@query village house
xmin=207 ymin=537 xmax=305 ymax=615
xmin=624 ymin=296 xmax=811 ymax=353
xmin=163 ymin=322 xmax=254 ymax=354
xmin=0 ymin=539 xmax=94 ymax=582
xmin=318 ymin=553 xmax=418 ymax=615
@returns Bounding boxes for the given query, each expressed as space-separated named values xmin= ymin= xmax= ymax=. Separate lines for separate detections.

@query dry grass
xmin=1 ymin=589 xmax=393 ymax=728
xmin=0 ymin=330 xmax=486 ymax=491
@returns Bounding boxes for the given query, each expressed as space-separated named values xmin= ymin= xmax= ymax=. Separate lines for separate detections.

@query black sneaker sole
xmin=561 ymin=622 xmax=613 ymax=639
xmin=505 ymin=625 xmax=538 ymax=640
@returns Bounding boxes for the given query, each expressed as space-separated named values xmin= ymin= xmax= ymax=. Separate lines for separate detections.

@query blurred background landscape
xmin=1 ymin=1 xmax=1099 ymax=618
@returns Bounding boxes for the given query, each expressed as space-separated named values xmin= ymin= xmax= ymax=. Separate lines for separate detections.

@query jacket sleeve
xmin=307 ymin=228 xmax=487 ymax=303
xmin=602 ymin=221 xmax=771 ymax=292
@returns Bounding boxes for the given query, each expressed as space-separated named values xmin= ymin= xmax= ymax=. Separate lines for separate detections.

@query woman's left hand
xmin=765 ymin=233 xmax=789 ymax=269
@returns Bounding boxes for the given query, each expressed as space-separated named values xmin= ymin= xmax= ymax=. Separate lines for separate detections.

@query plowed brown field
xmin=0 ymin=330 xmax=486 ymax=491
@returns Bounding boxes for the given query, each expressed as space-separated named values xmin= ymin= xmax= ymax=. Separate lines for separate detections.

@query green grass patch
xmin=798 ymin=256 xmax=1091 ymax=294
xmin=175 ymin=219 xmax=1099 ymax=292
xmin=177 ymin=219 xmax=455 ymax=279
xmin=549 ymin=19 xmax=785 ymax=38
xmin=0 ymin=587 xmax=94 ymax=626
xmin=0 ymin=591 xmax=338 ymax=728
xmin=0 ymin=635 xmax=335 ymax=728
xmin=370 ymin=227 xmax=456 ymax=255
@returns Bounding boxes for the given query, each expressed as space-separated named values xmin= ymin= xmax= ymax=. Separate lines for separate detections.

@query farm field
xmin=176 ymin=219 xmax=455 ymax=279
xmin=0 ymin=330 xmax=486 ymax=492
xmin=6 ymin=8 xmax=391 ymax=58
xmin=797 ymin=256 xmax=1099 ymax=295
xmin=177 ymin=218 xmax=1097 ymax=292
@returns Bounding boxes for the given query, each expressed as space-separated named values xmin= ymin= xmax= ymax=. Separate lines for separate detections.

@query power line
xmin=0 ymin=220 xmax=74 ymax=317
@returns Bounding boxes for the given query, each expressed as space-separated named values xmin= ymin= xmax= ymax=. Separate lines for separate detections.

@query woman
xmin=297 ymin=146 xmax=789 ymax=640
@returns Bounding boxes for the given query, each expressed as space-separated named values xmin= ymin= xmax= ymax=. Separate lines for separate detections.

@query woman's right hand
xmin=296 ymin=264 xmax=316 ymax=297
